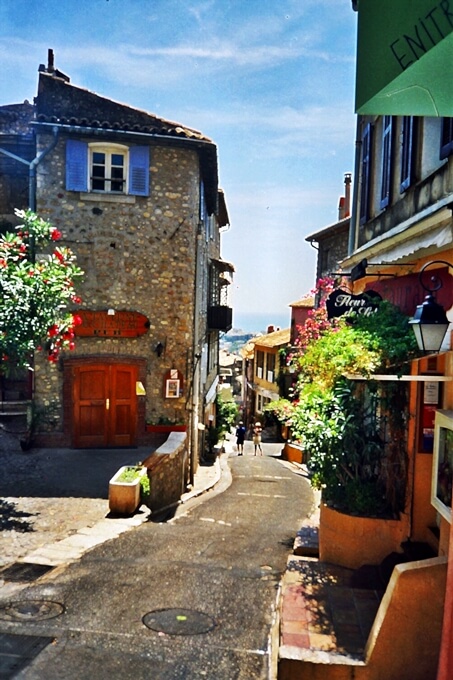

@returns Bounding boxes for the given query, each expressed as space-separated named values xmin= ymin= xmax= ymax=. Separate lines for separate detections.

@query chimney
xmin=47 ymin=49 xmax=55 ymax=73
xmin=267 ymin=325 xmax=274 ymax=334
xmin=344 ymin=172 xmax=352 ymax=218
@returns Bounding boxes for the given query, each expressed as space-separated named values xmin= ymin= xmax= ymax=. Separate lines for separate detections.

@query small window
xmin=380 ymin=116 xmax=393 ymax=210
xmin=440 ymin=118 xmax=453 ymax=160
xmin=359 ymin=123 xmax=372 ymax=225
xmin=91 ymin=145 xmax=126 ymax=193
xmin=400 ymin=116 xmax=416 ymax=193
xmin=66 ymin=140 xmax=150 ymax=196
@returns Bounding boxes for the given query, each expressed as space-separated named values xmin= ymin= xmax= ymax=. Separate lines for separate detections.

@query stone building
xmin=0 ymin=52 xmax=233 ymax=474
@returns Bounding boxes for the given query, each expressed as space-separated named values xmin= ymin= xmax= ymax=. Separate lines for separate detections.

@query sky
xmin=0 ymin=0 xmax=358 ymax=332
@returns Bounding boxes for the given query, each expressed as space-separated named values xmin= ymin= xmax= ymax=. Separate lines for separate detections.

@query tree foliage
xmin=0 ymin=210 xmax=83 ymax=373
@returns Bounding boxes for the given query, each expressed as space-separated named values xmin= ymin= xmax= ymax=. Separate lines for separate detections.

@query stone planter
xmin=108 ymin=466 xmax=147 ymax=515
xmin=319 ymin=502 xmax=408 ymax=569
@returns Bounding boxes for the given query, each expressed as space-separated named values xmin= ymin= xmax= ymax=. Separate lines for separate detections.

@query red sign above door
xmin=74 ymin=310 xmax=150 ymax=338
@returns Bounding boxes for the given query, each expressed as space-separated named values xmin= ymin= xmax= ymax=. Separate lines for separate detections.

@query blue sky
xmin=0 ymin=0 xmax=358 ymax=332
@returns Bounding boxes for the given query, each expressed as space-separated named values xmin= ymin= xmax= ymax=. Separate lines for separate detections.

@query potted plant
xmin=146 ymin=416 xmax=187 ymax=433
xmin=108 ymin=465 xmax=149 ymax=515
xmin=266 ymin=280 xmax=421 ymax=567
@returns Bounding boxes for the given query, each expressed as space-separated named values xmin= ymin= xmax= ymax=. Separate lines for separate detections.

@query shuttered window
xmin=440 ymin=118 xmax=453 ymax=160
xmin=400 ymin=116 xmax=416 ymax=193
xmin=66 ymin=141 xmax=149 ymax=196
xmin=380 ymin=116 xmax=393 ymax=210
xmin=359 ymin=123 xmax=372 ymax=225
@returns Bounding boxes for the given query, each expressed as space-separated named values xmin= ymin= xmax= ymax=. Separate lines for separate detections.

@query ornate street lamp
xmin=409 ymin=260 xmax=451 ymax=353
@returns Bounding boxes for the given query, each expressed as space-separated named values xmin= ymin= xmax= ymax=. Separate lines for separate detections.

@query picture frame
xmin=165 ymin=378 xmax=180 ymax=399
xmin=432 ymin=409 xmax=453 ymax=522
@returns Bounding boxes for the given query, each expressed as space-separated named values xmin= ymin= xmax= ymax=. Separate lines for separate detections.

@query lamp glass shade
xmin=410 ymin=294 xmax=449 ymax=352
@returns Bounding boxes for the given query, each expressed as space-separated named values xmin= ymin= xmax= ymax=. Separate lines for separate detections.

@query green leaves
xmin=0 ymin=210 xmax=83 ymax=373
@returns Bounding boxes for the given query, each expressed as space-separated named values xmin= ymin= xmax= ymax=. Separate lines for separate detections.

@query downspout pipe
xmin=0 ymin=126 xmax=59 ymax=212
xmin=348 ymin=115 xmax=362 ymax=256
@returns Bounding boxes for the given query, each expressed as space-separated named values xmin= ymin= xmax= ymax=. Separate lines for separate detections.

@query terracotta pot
xmin=319 ymin=502 xmax=408 ymax=569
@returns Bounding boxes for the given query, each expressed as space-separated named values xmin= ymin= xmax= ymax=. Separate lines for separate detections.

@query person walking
xmin=235 ymin=421 xmax=246 ymax=455
xmin=253 ymin=421 xmax=263 ymax=456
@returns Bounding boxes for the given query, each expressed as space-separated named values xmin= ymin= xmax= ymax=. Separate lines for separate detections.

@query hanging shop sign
xmin=326 ymin=289 xmax=382 ymax=320
xmin=355 ymin=0 xmax=453 ymax=115
xmin=74 ymin=310 xmax=150 ymax=338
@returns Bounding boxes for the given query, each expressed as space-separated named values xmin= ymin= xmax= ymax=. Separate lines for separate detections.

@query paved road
xmin=1 ymin=445 xmax=314 ymax=679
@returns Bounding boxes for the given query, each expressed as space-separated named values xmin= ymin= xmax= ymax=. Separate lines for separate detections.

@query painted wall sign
xmin=74 ymin=310 xmax=150 ymax=338
xmin=326 ymin=289 xmax=382 ymax=320
xmin=356 ymin=0 xmax=453 ymax=115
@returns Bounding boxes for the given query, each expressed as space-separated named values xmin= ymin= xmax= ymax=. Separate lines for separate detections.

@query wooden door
xmin=73 ymin=363 xmax=137 ymax=448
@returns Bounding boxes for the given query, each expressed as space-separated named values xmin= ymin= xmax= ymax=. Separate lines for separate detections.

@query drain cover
xmin=0 ymin=633 xmax=54 ymax=678
xmin=0 ymin=600 xmax=64 ymax=622
xmin=143 ymin=608 xmax=216 ymax=635
xmin=0 ymin=562 xmax=54 ymax=583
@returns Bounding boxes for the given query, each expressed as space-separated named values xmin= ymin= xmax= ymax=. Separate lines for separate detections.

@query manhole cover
xmin=0 ymin=600 xmax=65 ymax=622
xmin=0 ymin=563 xmax=54 ymax=583
xmin=143 ymin=608 xmax=216 ymax=635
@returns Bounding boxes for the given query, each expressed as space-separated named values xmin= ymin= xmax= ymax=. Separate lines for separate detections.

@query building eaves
xmin=289 ymin=296 xmax=315 ymax=308
xmin=35 ymin=72 xmax=210 ymax=141
xmin=253 ymin=328 xmax=291 ymax=349
xmin=305 ymin=216 xmax=350 ymax=244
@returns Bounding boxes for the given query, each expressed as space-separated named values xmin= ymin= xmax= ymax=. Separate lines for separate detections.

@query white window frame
xmin=89 ymin=143 xmax=128 ymax=194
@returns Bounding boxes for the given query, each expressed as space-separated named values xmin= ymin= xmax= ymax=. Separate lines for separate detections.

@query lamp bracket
xmin=418 ymin=260 xmax=453 ymax=294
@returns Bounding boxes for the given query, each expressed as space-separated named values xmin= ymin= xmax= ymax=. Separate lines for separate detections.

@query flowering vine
xmin=0 ymin=209 xmax=84 ymax=373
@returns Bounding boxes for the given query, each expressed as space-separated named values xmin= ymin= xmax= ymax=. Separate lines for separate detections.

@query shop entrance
xmin=72 ymin=363 xmax=137 ymax=448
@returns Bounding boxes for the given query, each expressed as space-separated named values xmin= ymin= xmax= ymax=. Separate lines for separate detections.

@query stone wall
xmin=142 ymin=432 xmax=189 ymax=513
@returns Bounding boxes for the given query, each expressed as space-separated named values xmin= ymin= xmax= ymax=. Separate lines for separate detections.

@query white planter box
xmin=108 ymin=466 xmax=147 ymax=515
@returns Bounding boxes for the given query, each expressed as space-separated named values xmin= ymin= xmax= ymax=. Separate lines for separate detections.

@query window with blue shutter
xmin=440 ymin=118 xmax=453 ymax=160
xmin=66 ymin=140 xmax=88 ymax=192
xmin=400 ymin=117 xmax=416 ymax=193
xmin=380 ymin=116 xmax=393 ymax=210
xmin=129 ymin=146 xmax=149 ymax=196
xmin=359 ymin=123 xmax=372 ymax=225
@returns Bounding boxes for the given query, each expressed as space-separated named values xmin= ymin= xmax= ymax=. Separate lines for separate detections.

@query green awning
xmin=355 ymin=0 xmax=453 ymax=116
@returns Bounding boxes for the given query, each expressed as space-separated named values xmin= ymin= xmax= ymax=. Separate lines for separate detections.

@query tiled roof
xmin=289 ymin=295 xmax=315 ymax=308
xmin=253 ymin=328 xmax=290 ymax=348
xmin=35 ymin=72 xmax=211 ymax=141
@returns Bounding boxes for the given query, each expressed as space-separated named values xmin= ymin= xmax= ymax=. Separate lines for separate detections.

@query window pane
xmin=111 ymin=154 xmax=124 ymax=167
xmin=111 ymin=167 xmax=124 ymax=179
xmin=93 ymin=152 xmax=105 ymax=164
xmin=111 ymin=180 xmax=124 ymax=192
xmin=92 ymin=179 xmax=105 ymax=191
xmin=92 ymin=166 xmax=105 ymax=178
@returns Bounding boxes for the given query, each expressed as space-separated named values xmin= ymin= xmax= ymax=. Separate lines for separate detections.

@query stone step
xmin=293 ymin=523 xmax=319 ymax=557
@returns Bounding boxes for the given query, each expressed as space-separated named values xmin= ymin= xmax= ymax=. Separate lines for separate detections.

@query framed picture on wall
xmin=432 ymin=409 xmax=453 ymax=522
xmin=165 ymin=379 xmax=180 ymax=399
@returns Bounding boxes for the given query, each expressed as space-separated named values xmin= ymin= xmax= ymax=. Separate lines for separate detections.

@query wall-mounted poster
xmin=164 ymin=369 xmax=184 ymax=399
xmin=432 ymin=410 xmax=453 ymax=523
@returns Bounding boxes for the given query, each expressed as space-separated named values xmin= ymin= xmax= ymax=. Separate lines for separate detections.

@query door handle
xmin=106 ymin=398 xmax=110 ymax=410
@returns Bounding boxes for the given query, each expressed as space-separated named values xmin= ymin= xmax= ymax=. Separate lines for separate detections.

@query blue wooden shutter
xmin=359 ymin=123 xmax=372 ymax=225
xmin=400 ymin=116 xmax=416 ymax=193
xmin=440 ymin=118 xmax=453 ymax=160
xmin=380 ymin=115 xmax=393 ymax=210
xmin=66 ymin=140 xmax=88 ymax=192
xmin=129 ymin=146 xmax=149 ymax=196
